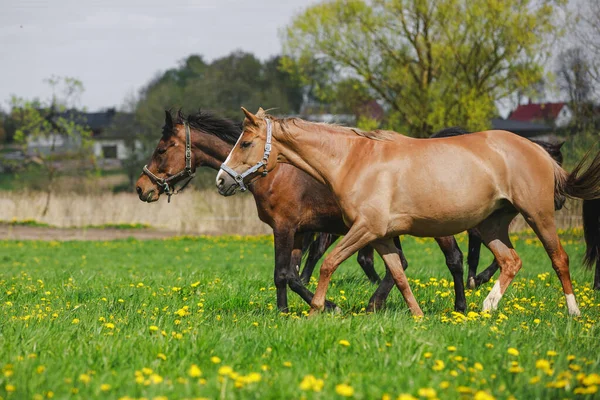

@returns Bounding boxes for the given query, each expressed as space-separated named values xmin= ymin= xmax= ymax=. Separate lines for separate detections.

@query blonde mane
xmin=265 ymin=114 xmax=394 ymax=141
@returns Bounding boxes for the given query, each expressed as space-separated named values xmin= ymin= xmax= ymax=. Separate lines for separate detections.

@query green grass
xmin=0 ymin=233 xmax=598 ymax=400
xmin=0 ymin=219 xmax=51 ymax=228
xmin=83 ymin=223 xmax=151 ymax=230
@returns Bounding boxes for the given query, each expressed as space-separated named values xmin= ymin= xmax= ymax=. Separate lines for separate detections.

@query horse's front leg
xmin=467 ymin=230 xmax=482 ymax=289
xmin=300 ymin=233 xmax=338 ymax=284
xmin=310 ymin=221 xmax=378 ymax=315
xmin=273 ymin=228 xmax=295 ymax=313
xmin=287 ymin=233 xmax=339 ymax=311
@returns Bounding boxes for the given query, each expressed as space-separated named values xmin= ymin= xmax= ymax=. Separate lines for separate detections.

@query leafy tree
xmin=282 ymin=0 xmax=566 ymax=137
xmin=9 ymin=76 xmax=93 ymax=215
xmin=136 ymin=51 xmax=304 ymax=127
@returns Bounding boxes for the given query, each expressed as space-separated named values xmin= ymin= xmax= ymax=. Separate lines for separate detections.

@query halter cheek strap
xmin=219 ymin=118 xmax=273 ymax=192
xmin=142 ymin=121 xmax=196 ymax=203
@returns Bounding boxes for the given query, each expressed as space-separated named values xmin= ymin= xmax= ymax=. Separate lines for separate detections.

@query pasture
xmin=0 ymin=231 xmax=598 ymax=400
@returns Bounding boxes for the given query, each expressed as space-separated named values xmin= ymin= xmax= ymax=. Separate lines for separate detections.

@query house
xmin=26 ymin=109 xmax=141 ymax=167
xmin=508 ymin=102 xmax=572 ymax=128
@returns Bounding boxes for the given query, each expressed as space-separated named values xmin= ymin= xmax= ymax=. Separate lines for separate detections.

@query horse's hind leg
xmin=300 ymin=233 xmax=337 ymax=284
xmin=435 ymin=236 xmax=466 ymax=313
xmin=371 ymin=238 xmax=423 ymax=316
xmin=476 ymin=211 xmax=522 ymax=312
xmin=595 ymin=260 xmax=600 ymax=291
xmin=466 ymin=230 xmax=482 ymax=289
xmin=357 ymin=245 xmax=382 ymax=284
xmin=520 ymin=209 xmax=581 ymax=316
xmin=366 ymin=236 xmax=408 ymax=312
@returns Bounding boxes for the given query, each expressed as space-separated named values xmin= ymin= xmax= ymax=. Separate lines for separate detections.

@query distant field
xmin=0 ymin=232 xmax=598 ymax=399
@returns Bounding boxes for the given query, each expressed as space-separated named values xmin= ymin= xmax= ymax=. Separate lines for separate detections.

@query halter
xmin=219 ymin=118 xmax=273 ymax=192
xmin=142 ymin=121 xmax=195 ymax=203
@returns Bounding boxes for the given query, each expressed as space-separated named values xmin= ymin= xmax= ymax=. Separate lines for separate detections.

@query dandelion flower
xmin=417 ymin=387 xmax=437 ymax=398
xmin=218 ymin=366 xmax=233 ymax=376
xmin=474 ymin=391 xmax=495 ymax=400
xmin=283 ymin=361 xmax=292 ymax=367
xmin=100 ymin=384 xmax=111 ymax=392
xmin=78 ymin=374 xmax=91 ymax=384
xmin=6 ymin=384 xmax=16 ymax=392
xmin=188 ymin=364 xmax=202 ymax=378
xmin=397 ymin=395 xmax=417 ymax=400
xmin=507 ymin=348 xmax=519 ymax=356
xmin=335 ymin=383 xmax=354 ymax=397
xmin=210 ymin=356 xmax=221 ymax=364
xmin=447 ymin=346 xmax=457 ymax=352
xmin=432 ymin=360 xmax=445 ymax=371
xmin=339 ymin=340 xmax=350 ymax=347
xmin=299 ymin=375 xmax=324 ymax=392
xmin=157 ymin=353 xmax=167 ymax=361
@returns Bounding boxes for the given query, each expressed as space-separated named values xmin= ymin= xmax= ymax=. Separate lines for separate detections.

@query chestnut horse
xmin=217 ymin=107 xmax=600 ymax=316
xmin=135 ymin=110 xmax=467 ymax=313
xmin=306 ymin=128 xmax=568 ymax=290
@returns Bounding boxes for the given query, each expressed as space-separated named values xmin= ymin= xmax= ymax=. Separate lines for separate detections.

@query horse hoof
xmin=467 ymin=277 xmax=476 ymax=290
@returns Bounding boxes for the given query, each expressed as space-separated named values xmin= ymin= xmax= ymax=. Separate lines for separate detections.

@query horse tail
xmin=583 ymin=199 xmax=600 ymax=269
xmin=556 ymin=149 xmax=600 ymax=201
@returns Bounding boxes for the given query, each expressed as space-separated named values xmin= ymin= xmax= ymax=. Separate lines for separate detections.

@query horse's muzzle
xmin=216 ymin=173 xmax=237 ymax=197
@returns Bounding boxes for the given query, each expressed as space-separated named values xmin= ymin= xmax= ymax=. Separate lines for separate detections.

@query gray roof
xmin=491 ymin=118 xmax=552 ymax=138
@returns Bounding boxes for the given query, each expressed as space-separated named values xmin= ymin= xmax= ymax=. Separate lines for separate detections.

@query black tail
xmin=564 ymin=149 xmax=600 ymax=200
xmin=583 ymin=199 xmax=600 ymax=269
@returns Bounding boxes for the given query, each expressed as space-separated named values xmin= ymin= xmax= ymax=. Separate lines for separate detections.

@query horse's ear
xmin=241 ymin=107 xmax=259 ymax=126
xmin=177 ymin=109 xmax=185 ymax=125
xmin=556 ymin=140 xmax=565 ymax=150
xmin=165 ymin=110 xmax=173 ymax=128
xmin=256 ymin=107 xmax=266 ymax=118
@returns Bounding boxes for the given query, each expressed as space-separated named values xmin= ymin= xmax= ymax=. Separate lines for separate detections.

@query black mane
xmin=430 ymin=127 xmax=470 ymax=138
xmin=164 ymin=110 xmax=242 ymax=145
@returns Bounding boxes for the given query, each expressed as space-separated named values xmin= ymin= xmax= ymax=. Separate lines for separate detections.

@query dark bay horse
xmin=217 ymin=108 xmax=600 ymax=316
xmin=135 ymin=110 xmax=467 ymax=313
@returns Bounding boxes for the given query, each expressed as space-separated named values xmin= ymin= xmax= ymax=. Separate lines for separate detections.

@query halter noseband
xmin=219 ymin=118 xmax=273 ymax=192
xmin=142 ymin=121 xmax=195 ymax=203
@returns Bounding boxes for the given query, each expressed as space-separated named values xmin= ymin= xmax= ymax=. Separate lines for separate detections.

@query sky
xmin=0 ymin=0 xmax=318 ymax=112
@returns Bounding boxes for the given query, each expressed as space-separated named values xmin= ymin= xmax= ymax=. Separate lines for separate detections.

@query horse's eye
xmin=241 ymin=141 xmax=252 ymax=149
xmin=157 ymin=148 xmax=167 ymax=155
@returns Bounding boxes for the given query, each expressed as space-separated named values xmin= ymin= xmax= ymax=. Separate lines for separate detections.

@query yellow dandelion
xmin=100 ymin=384 xmax=111 ymax=392
xmin=439 ymin=381 xmax=450 ymax=389
xmin=218 ymin=366 xmax=233 ymax=376
xmin=6 ymin=384 xmax=16 ymax=392
xmin=104 ymin=322 xmax=115 ymax=329
xmin=299 ymin=375 xmax=324 ymax=392
xmin=507 ymin=348 xmax=519 ymax=356
xmin=157 ymin=353 xmax=167 ymax=361
xmin=72 ymin=318 xmax=80 ymax=324
xmin=447 ymin=346 xmax=457 ymax=352
xmin=423 ymin=352 xmax=432 ymax=359
xmin=417 ymin=387 xmax=437 ymax=398
xmin=339 ymin=339 xmax=351 ymax=347
xmin=474 ymin=362 xmax=484 ymax=371
xmin=210 ymin=356 xmax=221 ymax=364
xmin=188 ymin=364 xmax=202 ymax=378
xmin=78 ymin=373 xmax=91 ymax=384
xmin=474 ymin=391 xmax=495 ymax=400
xmin=335 ymin=383 xmax=354 ymax=397
xmin=583 ymin=373 xmax=600 ymax=386
xmin=530 ymin=376 xmax=541 ymax=384
xmin=397 ymin=394 xmax=417 ymax=400
xmin=283 ymin=361 xmax=292 ymax=367
xmin=547 ymin=350 xmax=558 ymax=357
xmin=149 ymin=325 xmax=159 ymax=332
xmin=432 ymin=360 xmax=445 ymax=371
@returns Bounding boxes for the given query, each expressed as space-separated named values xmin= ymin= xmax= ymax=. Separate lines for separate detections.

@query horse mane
xmin=168 ymin=110 xmax=241 ymax=145
xmin=266 ymin=114 xmax=394 ymax=141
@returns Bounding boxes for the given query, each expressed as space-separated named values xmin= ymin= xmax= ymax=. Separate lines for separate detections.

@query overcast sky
xmin=0 ymin=0 xmax=318 ymax=112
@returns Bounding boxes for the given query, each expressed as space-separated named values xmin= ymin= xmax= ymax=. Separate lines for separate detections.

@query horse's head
xmin=216 ymin=107 xmax=279 ymax=196
xmin=136 ymin=110 xmax=196 ymax=202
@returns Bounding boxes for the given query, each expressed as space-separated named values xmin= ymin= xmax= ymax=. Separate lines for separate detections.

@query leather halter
xmin=142 ymin=121 xmax=195 ymax=203
xmin=219 ymin=118 xmax=273 ymax=192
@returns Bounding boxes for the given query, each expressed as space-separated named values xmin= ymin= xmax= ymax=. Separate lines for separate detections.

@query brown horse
xmin=135 ymin=110 xmax=467 ymax=313
xmin=217 ymin=107 xmax=600 ymax=316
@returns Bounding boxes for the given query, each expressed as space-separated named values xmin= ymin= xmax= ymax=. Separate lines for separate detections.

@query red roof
xmin=509 ymin=102 xmax=566 ymax=122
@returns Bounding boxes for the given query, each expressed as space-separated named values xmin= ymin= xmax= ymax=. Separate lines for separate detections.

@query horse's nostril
xmin=136 ymin=186 xmax=143 ymax=195
xmin=217 ymin=178 xmax=224 ymax=188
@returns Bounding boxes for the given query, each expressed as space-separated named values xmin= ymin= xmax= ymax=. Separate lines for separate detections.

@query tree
xmin=556 ymin=46 xmax=595 ymax=129
xmin=9 ymin=76 xmax=94 ymax=215
xmin=135 ymin=52 xmax=305 ymax=128
xmin=283 ymin=0 xmax=565 ymax=137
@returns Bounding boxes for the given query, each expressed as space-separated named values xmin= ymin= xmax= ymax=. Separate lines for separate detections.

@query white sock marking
xmin=565 ymin=293 xmax=581 ymax=316
xmin=483 ymin=281 xmax=502 ymax=311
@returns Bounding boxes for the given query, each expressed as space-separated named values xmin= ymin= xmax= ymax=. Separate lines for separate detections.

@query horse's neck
xmin=192 ymin=130 xmax=234 ymax=171
xmin=275 ymin=124 xmax=358 ymax=191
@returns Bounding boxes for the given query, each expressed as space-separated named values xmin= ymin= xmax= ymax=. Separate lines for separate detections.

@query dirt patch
xmin=0 ymin=224 xmax=197 ymax=241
